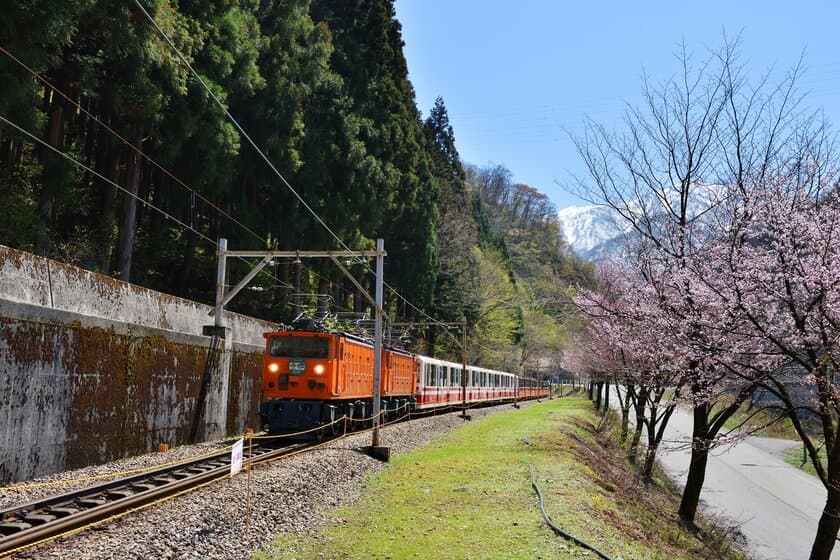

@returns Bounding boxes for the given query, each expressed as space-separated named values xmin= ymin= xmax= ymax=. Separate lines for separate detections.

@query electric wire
xmin=0 ymin=45 xmax=298 ymax=294
xmin=0 ymin=112 xmax=294 ymax=295
xmin=0 ymin=45 xmax=266 ymax=246
xmin=296 ymin=261 xmax=422 ymax=332
xmin=0 ymin=114 xmax=216 ymax=247
xmin=133 ymin=0 xmax=510 ymax=343
xmin=132 ymin=0 xmax=351 ymax=257
xmin=132 ymin=0 xmax=468 ymax=334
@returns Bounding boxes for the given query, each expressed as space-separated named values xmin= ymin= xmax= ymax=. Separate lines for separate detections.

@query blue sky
xmin=395 ymin=1 xmax=840 ymax=210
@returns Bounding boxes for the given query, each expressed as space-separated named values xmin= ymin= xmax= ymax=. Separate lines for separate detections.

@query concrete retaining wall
xmin=0 ymin=245 xmax=275 ymax=483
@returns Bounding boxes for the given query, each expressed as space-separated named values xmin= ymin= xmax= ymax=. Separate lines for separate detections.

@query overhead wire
xmin=131 ymin=0 xmax=498 ymax=340
xmin=37 ymin=51 xmax=309 ymax=298
xmin=297 ymin=261 xmax=417 ymax=326
xmin=0 ymin=45 xmax=266 ymax=246
xmin=131 ymin=0 xmax=352 ymax=258
xmin=0 ymin=114 xmax=217 ymax=248
xmin=0 ymin=113 xmax=292 ymax=299
xmin=0 ymin=111 xmax=293 ymax=296
xmin=0 ymin=44 xmax=300 ymax=296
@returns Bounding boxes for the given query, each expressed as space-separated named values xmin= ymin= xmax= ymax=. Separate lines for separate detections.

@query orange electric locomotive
xmin=260 ymin=328 xmax=415 ymax=436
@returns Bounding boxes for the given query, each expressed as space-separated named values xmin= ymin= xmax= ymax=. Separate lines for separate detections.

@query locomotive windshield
xmin=269 ymin=336 xmax=330 ymax=359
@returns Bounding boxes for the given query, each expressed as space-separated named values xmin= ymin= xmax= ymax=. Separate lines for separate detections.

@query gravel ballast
xmin=2 ymin=404 xmax=523 ymax=559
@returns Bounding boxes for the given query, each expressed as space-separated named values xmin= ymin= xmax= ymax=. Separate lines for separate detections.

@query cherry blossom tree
xmin=695 ymin=165 xmax=840 ymax=558
xmin=570 ymin=38 xmax=823 ymax=527
xmin=573 ymin=263 xmax=687 ymax=482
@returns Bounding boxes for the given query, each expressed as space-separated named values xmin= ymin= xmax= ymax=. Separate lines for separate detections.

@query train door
xmin=336 ymin=340 xmax=345 ymax=394
xmin=385 ymin=352 xmax=394 ymax=395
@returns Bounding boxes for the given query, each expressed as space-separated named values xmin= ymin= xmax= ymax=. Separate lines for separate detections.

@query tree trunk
xmin=810 ymin=483 xmax=840 ymax=559
xmin=642 ymin=440 xmax=658 ymax=483
xmin=176 ymin=231 xmax=197 ymax=298
xmin=603 ymin=382 xmax=610 ymax=413
xmin=95 ymin=132 xmax=119 ymax=273
xmin=2 ymin=137 xmax=12 ymax=176
xmin=618 ymin=387 xmax=631 ymax=444
xmin=138 ymin=167 xmax=162 ymax=286
xmin=678 ymin=405 xmax=711 ymax=525
xmin=629 ymin=395 xmax=646 ymax=464
xmin=620 ymin=407 xmax=629 ymax=443
xmin=629 ymin=419 xmax=643 ymax=463
xmin=36 ymin=90 xmax=66 ymax=254
xmin=116 ymin=128 xmax=143 ymax=281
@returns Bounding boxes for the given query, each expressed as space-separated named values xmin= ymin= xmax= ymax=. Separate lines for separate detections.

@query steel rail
xmin=0 ymin=399 xmax=534 ymax=556
xmin=0 ymin=440 xmax=308 ymax=556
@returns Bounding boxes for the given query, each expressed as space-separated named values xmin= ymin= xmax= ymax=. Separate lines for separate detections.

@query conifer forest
xmin=0 ymin=0 xmax=592 ymax=373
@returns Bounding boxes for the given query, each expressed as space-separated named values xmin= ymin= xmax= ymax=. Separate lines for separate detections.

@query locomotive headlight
xmin=268 ymin=363 xmax=280 ymax=373
xmin=313 ymin=364 xmax=325 ymax=375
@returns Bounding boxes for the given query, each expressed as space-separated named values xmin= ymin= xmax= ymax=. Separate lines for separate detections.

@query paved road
xmin=608 ymin=391 xmax=838 ymax=559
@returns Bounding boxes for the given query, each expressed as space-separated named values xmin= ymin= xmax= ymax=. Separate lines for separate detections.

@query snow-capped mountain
xmin=557 ymin=184 xmax=729 ymax=262
xmin=557 ymin=205 xmax=626 ymax=261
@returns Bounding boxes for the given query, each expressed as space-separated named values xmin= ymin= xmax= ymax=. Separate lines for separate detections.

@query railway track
xmin=0 ymin=401 xmax=523 ymax=557
xmin=0 ymin=438 xmax=314 ymax=556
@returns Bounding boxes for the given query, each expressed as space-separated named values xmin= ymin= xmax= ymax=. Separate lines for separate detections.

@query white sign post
xmin=230 ymin=438 xmax=244 ymax=477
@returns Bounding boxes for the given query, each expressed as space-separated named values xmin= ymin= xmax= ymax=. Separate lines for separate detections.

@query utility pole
xmin=371 ymin=239 xmax=385 ymax=449
xmin=461 ymin=318 xmax=470 ymax=420
xmin=192 ymin=238 xmax=228 ymax=443
xmin=214 ymin=238 xmax=227 ymax=330
xmin=203 ymin=238 xmax=388 ymax=459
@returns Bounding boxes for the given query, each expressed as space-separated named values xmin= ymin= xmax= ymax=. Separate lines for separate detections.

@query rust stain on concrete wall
xmin=0 ymin=244 xmax=272 ymax=483
xmin=0 ymin=318 xmax=266 ymax=483
xmin=227 ymin=351 xmax=264 ymax=435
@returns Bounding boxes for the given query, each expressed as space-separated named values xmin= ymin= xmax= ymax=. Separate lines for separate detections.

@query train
xmin=259 ymin=326 xmax=550 ymax=437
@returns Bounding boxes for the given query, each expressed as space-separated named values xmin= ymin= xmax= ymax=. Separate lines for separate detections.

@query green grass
xmin=720 ymin=400 xmax=802 ymax=440
xmin=722 ymin=401 xmax=830 ymax=479
xmin=784 ymin=444 xmax=826 ymax=477
xmin=256 ymin=397 xmax=746 ymax=560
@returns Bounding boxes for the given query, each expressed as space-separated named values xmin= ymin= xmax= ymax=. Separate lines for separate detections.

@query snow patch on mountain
xmin=558 ymin=184 xmax=729 ymax=262
xmin=557 ymin=205 xmax=626 ymax=260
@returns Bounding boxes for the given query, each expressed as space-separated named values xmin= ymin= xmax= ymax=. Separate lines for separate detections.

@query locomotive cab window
xmin=269 ymin=336 xmax=330 ymax=359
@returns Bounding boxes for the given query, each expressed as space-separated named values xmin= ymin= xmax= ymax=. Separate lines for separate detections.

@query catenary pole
xmin=372 ymin=239 xmax=385 ymax=446
xmin=214 ymin=238 xmax=227 ymax=329
xmin=205 ymin=238 xmax=388 ymax=455
xmin=461 ymin=319 xmax=468 ymax=418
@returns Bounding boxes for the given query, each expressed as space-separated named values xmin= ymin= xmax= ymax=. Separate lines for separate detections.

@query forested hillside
xmin=0 ymin=0 xmax=591 ymax=374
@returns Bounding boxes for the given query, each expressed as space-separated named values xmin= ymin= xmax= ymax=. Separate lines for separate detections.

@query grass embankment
xmin=257 ymin=395 xmax=746 ymax=559
xmin=721 ymin=401 xmax=826 ymax=476
xmin=722 ymin=401 xmax=801 ymax=440
xmin=785 ymin=445 xmax=825 ymax=476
